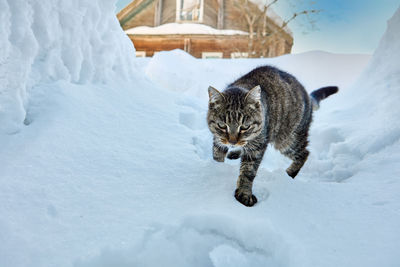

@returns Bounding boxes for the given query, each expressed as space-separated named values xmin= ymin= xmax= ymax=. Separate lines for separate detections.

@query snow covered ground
xmin=1 ymin=1 xmax=399 ymax=267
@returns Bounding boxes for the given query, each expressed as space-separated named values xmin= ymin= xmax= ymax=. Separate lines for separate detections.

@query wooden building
xmin=117 ymin=0 xmax=293 ymax=58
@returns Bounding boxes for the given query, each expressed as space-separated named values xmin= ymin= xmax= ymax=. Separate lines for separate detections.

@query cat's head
xmin=207 ymin=85 xmax=265 ymax=147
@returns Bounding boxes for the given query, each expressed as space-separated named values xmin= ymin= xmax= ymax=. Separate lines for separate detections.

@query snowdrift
xmin=1 ymin=1 xmax=399 ymax=267
xmin=0 ymin=0 xmax=135 ymax=134
xmin=307 ymin=6 xmax=400 ymax=182
xmin=341 ymin=6 xmax=400 ymax=154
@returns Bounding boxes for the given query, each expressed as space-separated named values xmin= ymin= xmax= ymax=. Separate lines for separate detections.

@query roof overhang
xmin=117 ymin=0 xmax=155 ymax=27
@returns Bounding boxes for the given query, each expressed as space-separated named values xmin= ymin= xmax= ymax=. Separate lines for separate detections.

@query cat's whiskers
xmin=237 ymin=140 xmax=247 ymax=146
xmin=220 ymin=138 xmax=228 ymax=145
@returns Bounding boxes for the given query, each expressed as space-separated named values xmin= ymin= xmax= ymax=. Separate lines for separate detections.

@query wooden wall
xmin=223 ymin=0 xmax=247 ymax=32
xmin=189 ymin=36 xmax=249 ymax=58
xmin=128 ymin=34 xmax=289 ymax=58
xmin=161 ymin=0 xmax=177 ymax=24
xmin=203 ymin=0 xmax=218 ymax=28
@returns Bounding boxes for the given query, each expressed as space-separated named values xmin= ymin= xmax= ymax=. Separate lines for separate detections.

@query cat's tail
xmin=310 ymin=86 xmax=339 ymax=111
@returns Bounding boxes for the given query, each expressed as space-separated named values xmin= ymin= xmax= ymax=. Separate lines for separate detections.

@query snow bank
xmin=126 ymin=23 xmax=248 ymax=35
xmin=0 ymin=0 xmax=136 ymax=134
xmin=344 ymin=6 xmax=400 ymax=154
xmin=304 ymin=6 xmax=400 ymax=182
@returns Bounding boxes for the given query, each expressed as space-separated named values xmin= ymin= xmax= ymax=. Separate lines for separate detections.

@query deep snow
xmin=1 ymin=1 xmax=400 ymax=267
xmin=0 ymin=0 xmax=135 ymax=134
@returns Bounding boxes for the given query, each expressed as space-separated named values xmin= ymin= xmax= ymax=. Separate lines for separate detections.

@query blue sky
xmin=115 ymin=0 xmax=400 ymax=54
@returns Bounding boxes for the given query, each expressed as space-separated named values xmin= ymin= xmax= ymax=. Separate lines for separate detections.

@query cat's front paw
xmin=227 ymin=150 xmax=241 ymax=160
xmin=286 ymin=168 xmax=299 ymax=179
xmin=234 ymin=188 xmax=257 ymax=207
xmin=213 ymin=155 xmax=225 ymax=162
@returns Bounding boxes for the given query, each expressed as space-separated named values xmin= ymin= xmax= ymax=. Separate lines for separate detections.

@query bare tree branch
xmin=233 ymin=0 xmax=321 ymax=57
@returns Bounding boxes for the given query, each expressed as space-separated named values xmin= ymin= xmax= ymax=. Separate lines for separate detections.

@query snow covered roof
xmin=125 ymin=23 xmax=249 ymax=36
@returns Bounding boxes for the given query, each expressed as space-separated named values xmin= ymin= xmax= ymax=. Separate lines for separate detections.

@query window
xmin=231 ymin=52 xmax=249 ymax=59
xmin=135 ymin=51 xmax=146 ymax=57
xmin=202 ymin=52 xmax=223 ymax=59
xmin=176 ymin=0 xmax=203 ymax=22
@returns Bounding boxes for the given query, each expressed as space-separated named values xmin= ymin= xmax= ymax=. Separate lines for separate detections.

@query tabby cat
xmin=207 ymin=65 xmax=338 ymax=207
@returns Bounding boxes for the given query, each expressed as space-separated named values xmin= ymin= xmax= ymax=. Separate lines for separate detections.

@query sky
xmin=115 ymin=0 xmax=400 ymax=54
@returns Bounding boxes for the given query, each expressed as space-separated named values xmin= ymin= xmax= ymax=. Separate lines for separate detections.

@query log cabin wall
xmin=217 ymin=0 xmax=224 ymax=29
xmin=203 ymin=0 xmax=219 ymax=28
xmin=154 ymin=0 xmax=163 ymax=26
xmin=129 ymin=34 xmax=250 ymax=58
xmin=129 ymin=33 xmax=292 ymax=58
xmin=223 ymin=0 xmax=247 ymax=32
xmin=161 ymin=0 xmax=177 ymax=24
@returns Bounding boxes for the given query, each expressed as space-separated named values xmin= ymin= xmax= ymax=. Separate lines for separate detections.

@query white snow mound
xmin=311 ymin=5 xmax=400 ymax=181
xmin=0 ymin=0 xmax=136 ymax=134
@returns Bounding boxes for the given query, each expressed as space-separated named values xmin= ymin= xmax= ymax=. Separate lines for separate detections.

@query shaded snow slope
xmin=0 ymin=0 xmax=135 ymax=134
xmin=1 ymin=2 xmax=400 ymax=267
xmin=337 ymin=6 xmax=400 ymax=155
xmin=305 ymin=6 xmax=400 ymax=184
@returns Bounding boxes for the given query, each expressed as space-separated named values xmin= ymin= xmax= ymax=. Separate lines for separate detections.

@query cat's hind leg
xmin=285 ymin=148 xmax=309 ymax=178
xmin=281 ymin=136 xmax=309 ymax=178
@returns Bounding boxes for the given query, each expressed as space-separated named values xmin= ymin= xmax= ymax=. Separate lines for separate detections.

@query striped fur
xmin=207 ymin=65 xmax=338 ymax=207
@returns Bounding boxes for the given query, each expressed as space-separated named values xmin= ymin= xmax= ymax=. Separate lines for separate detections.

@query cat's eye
xmin=217 ymin=123 xmax=227 ymax=130
xmin=240 ymin=125 xmax=250 ymax=131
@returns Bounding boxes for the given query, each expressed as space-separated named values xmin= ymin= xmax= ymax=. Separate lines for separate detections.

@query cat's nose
xmin=228 ymin=136 xmax=238 ymax=145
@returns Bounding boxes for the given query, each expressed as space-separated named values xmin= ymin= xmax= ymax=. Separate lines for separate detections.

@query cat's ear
xmin=208 ymin=86 xmax=225 ymax=103
xmin=245 ymin=85 xmax=262 ymax=102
